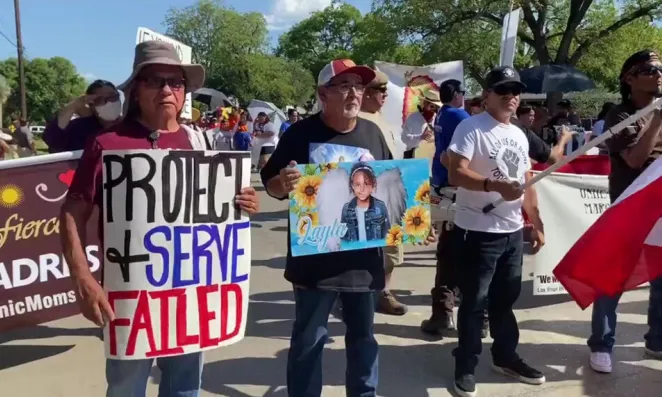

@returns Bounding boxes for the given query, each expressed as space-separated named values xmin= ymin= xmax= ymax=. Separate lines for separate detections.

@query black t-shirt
xmin=260 ymin=113 xmax=392 ymax=291
xmin=522 ymin=127 xmax=551 ymax=164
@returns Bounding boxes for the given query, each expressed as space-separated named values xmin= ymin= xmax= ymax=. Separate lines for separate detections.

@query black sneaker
xmin=493 ymin=359 xmax=545 ymax=385
xmin=454 ymin=374 xmax=477 ymax=397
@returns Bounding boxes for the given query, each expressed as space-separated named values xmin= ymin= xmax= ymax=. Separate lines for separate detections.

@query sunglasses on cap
xmin=492 ymin=84 xmax=522 ymax=96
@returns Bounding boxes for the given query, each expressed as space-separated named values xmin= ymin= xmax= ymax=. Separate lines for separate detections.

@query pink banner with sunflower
xmin=288 ymin=159 xmax=431 ymax=256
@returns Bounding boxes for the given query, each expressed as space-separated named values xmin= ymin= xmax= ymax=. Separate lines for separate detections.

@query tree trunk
xmin=546 ymin=91 xmax=562 ymax=114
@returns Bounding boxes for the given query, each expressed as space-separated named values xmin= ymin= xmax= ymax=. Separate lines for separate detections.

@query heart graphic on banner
xmin=58 ymin=169 xmax=76 ymax=187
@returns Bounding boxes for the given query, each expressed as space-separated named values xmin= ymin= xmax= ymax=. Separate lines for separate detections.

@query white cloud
xmin=82 ymin=72 xmax=98 ymax=81
xmin=264 ymin=0 xmax=333 ymax=31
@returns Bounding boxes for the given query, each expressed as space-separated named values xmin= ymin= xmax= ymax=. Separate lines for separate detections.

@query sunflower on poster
xmin=292 ymin=174 xmax=322 ymax=209
xmin=386 ymin=224 xmax=404 ymax=246
xmin=399 ymin=205 xmax=431 ymax=244
xmin=414 ymin=180 xmax=430 ymax=204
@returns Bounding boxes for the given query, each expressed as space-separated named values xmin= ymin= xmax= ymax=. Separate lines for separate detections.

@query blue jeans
xmin=588 ymin=276 xmax=662 ymax=353
xmin=287 ymin=288 xmax=379 ymax=397
xmin=106 ymin=352 xmax=203 ymax=397
xmin=453 ymin=227 xmax=524 ymax=376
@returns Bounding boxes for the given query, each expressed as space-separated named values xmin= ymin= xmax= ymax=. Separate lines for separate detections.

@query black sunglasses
xmin=635 ymin=65 xmax=662 ymax=76
xmin=492 ymin=84 xmax=522 ymax=96
xmin=138 ymin=76 xmax=186 ymax=90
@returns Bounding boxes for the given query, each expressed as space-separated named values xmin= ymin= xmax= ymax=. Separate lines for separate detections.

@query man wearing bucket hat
xmin=402 ymin=90 xmax=442 ymax=159
xmin=60 ymin=41 xmax=260 ymax=397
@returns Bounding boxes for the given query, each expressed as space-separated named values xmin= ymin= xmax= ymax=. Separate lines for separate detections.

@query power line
xmin=0 ymin=28 xmax=17 ymax=48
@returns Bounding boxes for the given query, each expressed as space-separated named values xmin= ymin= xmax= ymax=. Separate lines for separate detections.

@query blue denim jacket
xmin=340 ymin=196 xmax=390 ymax=242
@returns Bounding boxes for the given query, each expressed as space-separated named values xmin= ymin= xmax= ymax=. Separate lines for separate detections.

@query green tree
xmin=277 ymin=1 xmax=427 ymax=80
xmin=277 ymin=2 xmax=362 ymax=78
xmin=578 ymin=18 xmax=662 ymax=91
xmin=0 ymin=76 xmax=11 ymax=127
xmin=0 ymin=57 xmax=86 ymax=124
xmin=164 ymin=0 xmax=314 ymax=106
xmin=375 ymin=0 xmax=662 ymax=90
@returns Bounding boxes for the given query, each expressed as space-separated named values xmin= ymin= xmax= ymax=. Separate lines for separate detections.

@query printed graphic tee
xmin=448 ymin=111 xmax=530 ymax=233
xmin=260 ymin=113 xmax=391 ymax=292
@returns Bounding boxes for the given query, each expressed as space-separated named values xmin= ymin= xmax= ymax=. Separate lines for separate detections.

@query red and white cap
xmin=317 ymin=59 xmax=376 ymax=87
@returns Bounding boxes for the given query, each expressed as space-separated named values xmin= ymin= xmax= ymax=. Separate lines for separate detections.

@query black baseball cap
xmin=439 ymin=79 xmax=465 ymax=103
xmin=485 ymin=66 xmax=526 ymax=90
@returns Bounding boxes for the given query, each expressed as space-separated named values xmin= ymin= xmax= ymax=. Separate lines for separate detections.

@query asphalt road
xmin=1 ymin=175 xmax=660 ymax=396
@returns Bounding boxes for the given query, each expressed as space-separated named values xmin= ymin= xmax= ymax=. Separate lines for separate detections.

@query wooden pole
xmin=14 ymin=0 xmax=27 ymax=120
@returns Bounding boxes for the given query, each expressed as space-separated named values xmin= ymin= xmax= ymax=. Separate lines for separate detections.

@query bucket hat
xmin=422 ymin=90 xmax=442 ymax=107
xmin=118 ymin=41 xmax=205 ymax=93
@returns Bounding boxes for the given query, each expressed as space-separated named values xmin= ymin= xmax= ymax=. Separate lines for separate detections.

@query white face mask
xmin=96 ymin=100 xmax=122 ymax=121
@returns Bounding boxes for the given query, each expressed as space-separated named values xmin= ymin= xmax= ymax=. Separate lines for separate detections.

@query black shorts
xmin=260 ymin=146 xmax=275 ymax=155
xmin=404 ymin=148 xmax=415 ymax=159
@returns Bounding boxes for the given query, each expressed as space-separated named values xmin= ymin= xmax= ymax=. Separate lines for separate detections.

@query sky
xmin=0 ymin=0 xmax=371 ymax=85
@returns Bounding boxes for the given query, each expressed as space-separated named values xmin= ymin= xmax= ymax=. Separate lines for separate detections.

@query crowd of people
xmin=0 ymin=37 xmax=661 ymax=397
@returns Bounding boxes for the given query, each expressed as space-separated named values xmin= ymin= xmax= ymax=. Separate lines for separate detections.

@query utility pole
xmin=14 ymin=0 xmax=27 ymax=120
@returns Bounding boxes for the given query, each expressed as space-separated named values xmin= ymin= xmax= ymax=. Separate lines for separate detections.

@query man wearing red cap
xmin=260 ymin=59 xmax=391 ymax=396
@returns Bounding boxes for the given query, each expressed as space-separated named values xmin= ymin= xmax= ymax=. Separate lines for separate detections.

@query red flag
xmin=553 ymin=157 xmax=662 ymax=309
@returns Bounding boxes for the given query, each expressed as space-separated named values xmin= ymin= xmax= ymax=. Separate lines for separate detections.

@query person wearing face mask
xmin=43 ymin=79 xmax=122 ymax=153
xmin=401 ymin=91 xmax=441 ymax=158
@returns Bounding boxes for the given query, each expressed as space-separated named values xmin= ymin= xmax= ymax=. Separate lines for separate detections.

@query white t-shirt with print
xmin=254 ymin=122 xmax=279 ymax=147
xmin=448 ymin=111 xmax=530 ymax=233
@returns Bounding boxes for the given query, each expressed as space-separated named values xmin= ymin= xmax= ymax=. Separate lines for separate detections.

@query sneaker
xmin=645 ymin=346 xmax=662 ymax=360
xmin=493 ymin=359 xmax=546 ymax=385
xmin=454 ymin=374 xmax=477 ymax=397
xmin=589 ymin=352 xmax=612 ymax=373
xmin=377 ymin=290 xmax=408 ymax=316
xmin=420 ymin=314 xmax=456 ymax=336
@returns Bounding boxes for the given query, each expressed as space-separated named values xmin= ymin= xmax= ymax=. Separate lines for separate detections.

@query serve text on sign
xmin=102 ymin=150 xmax=251 ymax=360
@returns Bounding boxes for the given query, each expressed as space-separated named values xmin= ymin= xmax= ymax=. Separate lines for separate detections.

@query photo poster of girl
xmin=288 ymin=158 xmax=432 ymax=257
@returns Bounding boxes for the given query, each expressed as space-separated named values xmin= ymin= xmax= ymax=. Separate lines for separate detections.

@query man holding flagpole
xmin=447 ymin=66 xmax=545 ymax=397
xmin=587 ymin=50 xmax=662 ymax=374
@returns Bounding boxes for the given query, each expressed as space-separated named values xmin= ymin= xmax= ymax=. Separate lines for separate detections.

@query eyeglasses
xmin=139 ymin=76 xmax=186 ymax=90
xmin=327 ymin=83 xmax=366 ymax=94
xmin=492 ymin=84 xmax=522 ymax=96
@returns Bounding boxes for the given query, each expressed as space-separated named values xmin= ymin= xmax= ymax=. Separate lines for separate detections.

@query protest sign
xmin=289 ymin=159 xmax=431 ymax=256
xmin=532 ymin=171 xmax=609 ymax=295
xmin=102 ymin=150 xmax=251 ymax=360
xmin=375 ymin=61 xmax=464 ymax=155
xmin=136 ymin=27 xmax=193 ymax=119
xmin=0 ymin=151 xmax=101 ymax=332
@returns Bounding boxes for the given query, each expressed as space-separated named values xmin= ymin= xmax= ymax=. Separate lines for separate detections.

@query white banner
xmin=137 ymin=27 xmax=193 ymax=119
xmin=102 ymin=150 xmax=251 ymax=359
xmin=532 ymin=172 xmax=609 ymax=295
xmin=374 ymin=61 xmax=464 ymax=156
xmin=499 ymin=8 xmax=521 ymax=67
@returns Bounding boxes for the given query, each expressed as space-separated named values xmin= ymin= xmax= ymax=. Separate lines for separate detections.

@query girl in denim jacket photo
xmin=340 ymin=163 xmax=390 ymax=242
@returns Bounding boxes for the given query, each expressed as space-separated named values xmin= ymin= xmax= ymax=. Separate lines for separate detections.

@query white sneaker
xmin=589 ymin=352 xmax=612 ymax=373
